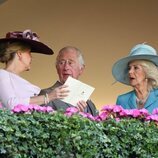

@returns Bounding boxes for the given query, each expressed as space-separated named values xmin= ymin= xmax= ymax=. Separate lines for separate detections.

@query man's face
xmin=56 ymin=49 xmax=84 ymax=83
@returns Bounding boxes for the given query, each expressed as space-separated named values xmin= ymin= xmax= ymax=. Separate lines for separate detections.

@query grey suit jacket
xmin=39 ymin=81 xmax=98 ymax=116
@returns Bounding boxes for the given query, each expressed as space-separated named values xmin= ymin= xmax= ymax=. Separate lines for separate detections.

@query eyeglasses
xmin=57 ymin=59 xmax=76 ymax=67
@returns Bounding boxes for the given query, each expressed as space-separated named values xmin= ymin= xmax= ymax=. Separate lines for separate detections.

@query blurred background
xmin=0 ymin=0 xmax=158 ymax=110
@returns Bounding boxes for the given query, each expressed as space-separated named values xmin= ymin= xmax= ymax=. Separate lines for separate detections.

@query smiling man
xmin=40 ymin=46 xmax=98 ymax=116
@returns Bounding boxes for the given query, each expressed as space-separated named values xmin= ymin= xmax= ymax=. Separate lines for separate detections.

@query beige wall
xmin=0 ymin=0 xmax=158 ymax=110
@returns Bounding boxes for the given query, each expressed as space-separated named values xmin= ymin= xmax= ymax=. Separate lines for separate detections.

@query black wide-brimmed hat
xmin=0 ymin=29 xmax=54 ymax=55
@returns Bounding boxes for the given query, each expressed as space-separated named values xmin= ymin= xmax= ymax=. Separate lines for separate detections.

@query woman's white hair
xmin=137 ymin=60 xmax=158 ymax=89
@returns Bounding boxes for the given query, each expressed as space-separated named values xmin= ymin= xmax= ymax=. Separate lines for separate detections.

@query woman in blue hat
xmin=112 ymin=43 xmax=158 ymax=113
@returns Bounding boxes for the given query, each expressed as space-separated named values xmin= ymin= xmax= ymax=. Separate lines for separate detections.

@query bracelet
xmin=44 ymin=94 xmax=47 ymax=105
xmin=44 ymin=93 xmax=50 ymax=105
xmin=45 ymin=93 xmax=50 ymax=104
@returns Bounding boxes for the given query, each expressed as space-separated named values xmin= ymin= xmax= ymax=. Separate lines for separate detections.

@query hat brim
xmin=112 ymin=55 xmax=158 ymax=85
xmin=0 ymin=38 xmax=54 ymax=55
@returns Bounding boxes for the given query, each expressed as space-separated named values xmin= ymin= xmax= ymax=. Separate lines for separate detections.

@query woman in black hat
xmin=0 ymin=29 xmax=69 ymax=109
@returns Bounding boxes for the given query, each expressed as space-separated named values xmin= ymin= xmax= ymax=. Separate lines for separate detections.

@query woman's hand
xmin=48 ymin=85 xmax=69 ymax=101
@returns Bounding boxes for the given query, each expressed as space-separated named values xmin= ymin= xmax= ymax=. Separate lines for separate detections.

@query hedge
xmin=0 ymin=104 xmax=158 ymax=158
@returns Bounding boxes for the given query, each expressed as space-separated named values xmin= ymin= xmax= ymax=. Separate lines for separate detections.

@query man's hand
xmin=77 ymin=100 xmax=87 ymax=112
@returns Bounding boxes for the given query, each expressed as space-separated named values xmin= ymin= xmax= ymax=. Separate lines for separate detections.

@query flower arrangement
xmin=12 ymin=104 xmax=54 ymax=113
xmin=65 ymin=104 xmax=158 ymax=125
xmin=0 ymin=104 xmax=158 ymax=157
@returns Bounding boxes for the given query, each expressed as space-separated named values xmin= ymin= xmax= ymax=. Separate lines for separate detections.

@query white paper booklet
xmin=61 ymin=76 xmax=95 ymax=106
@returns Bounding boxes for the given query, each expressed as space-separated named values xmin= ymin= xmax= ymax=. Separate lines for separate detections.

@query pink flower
xmin=94 ymin=115 xmax=102 ymax=122
xmin=20 ymin=105 xmax=29 ymax=112
xmin=64 ymin=107 xmax=79 ymax=117
xmin=25 ymin=104 xmax=34 ymax=111
xmin=38 ymin=106 xmax=47 ymax=112
xmin=139 ymin=108 xmax=149 ymax=117
xmin=152 ymin=108 xmax=158 ymax=115
xmin=119 ymin=109 xmax=130 ymax=117
xmin=65 ymin=112 xmax=73 ymax=117
xmin=0 ymin=102 xmax=3 ymax=109
xmin=113 ymin=105 xmax=123 ymax=113
xmin=65 ymin=107 xmax=78 ymax=113
xmin=32 ymin=105 xmax=41 ymax=111
xmin=79 ymin=112 xmax=88 ymax=118
xmin=96 ymin=112 xmax=108 ymax=121
xmin=79 ymin=112 xmax=95 ymax=121
xmin=146 ymin=115 xmax=158 ymax=122
xmin=12 ymin=105 xmax=22 ymax=113
xmin=119 ymin=109 xmax=143 ymax=118
xmin=46 ymin=106 xmax=54 ymax=112
xmin=12 ymin=104 xmax=29 ymax=113
xmin=101 ymin=105 xmax=115 ymax=112
xmin=12 ymin=104 xmax=54 ymax=113
xmin=131 ymin=109 xmax=141 ymax=118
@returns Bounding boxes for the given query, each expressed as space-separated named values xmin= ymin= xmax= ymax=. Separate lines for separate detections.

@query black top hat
xmin=0 ymin=29 xmax=54 ymax=55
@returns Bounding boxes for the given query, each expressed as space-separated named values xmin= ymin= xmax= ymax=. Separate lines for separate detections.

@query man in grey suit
xmin=40 ymin=46 xmax=98 ymax=116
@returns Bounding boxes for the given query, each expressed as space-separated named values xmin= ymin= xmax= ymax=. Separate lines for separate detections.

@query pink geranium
xmin=0 ymin=102 xmax=3 ymax=109
xmin=32 ymin=104 xmax=42 ymax=111
xmin=79 ymin=112 xmax=95 ymax=121
xmin=152 ymin=108 xmax=158 ymax=115
xmin=130 ymin=109 xmax=141 ymax=118
xmin=12 ymin=104 xmax=29 ymax=113
xmin=11 ymin=103 xmax=158 ymax=126
xmin=139 ymin=108 xmax=149 ymax=116
xmin=97 ymin=105 xmax=151 ymax=122
xmin=101 ymin=105 xmax=116 ymax=112
xmin=146 ymin=114 xmax=158 ymax=123
xmin=64 ymin=107 xmax=79 ymax=117
xmin=12 ymin=104 xmax=54 ymax=113
xmin=46 ymin=106 xmax=54 ymax=112
xmin=113 ymin=105 xmax=123 ymax=113
xmin=94 ymin=112 xmax=108 ymax=122
xmin=119 ymin=109 xmax=130 ymax=117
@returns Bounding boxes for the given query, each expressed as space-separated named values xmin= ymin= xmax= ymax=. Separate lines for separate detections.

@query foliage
xmin=0 ymin=104 xmax=158 ymax=158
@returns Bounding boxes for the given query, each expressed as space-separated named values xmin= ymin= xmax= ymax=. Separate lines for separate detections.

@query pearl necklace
xmin=136 ymin=92 xmax=149 ymax=109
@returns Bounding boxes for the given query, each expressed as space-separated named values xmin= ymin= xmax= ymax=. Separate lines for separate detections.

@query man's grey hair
xmin=56 ymin=46 xmax=85 ymax=67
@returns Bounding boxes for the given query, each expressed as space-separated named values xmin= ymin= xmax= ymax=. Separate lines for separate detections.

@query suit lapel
xmin=144 ymin=90 xmax=158 ymax=109
xmin=50 ymin=81 xmax=62 ymax=90
xmin=128 ymin=91 xmax=137 ymax=109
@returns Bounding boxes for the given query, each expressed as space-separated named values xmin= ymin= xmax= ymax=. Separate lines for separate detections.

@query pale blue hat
xmin=112 ymin=43 xmax=158 ymax=85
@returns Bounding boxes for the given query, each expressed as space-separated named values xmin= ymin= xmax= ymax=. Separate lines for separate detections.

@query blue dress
xmin=116 ymin=89 xmax=158 ymax=113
